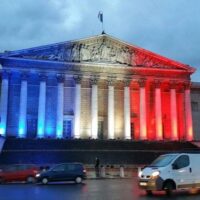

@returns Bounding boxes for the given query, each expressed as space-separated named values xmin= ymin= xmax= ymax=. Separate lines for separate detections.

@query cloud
xmin=0 ymin=0 xmax=199 ymax=81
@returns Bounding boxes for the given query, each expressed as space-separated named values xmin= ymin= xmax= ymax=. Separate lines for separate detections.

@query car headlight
xmin=36 ymin=173 xmax=41 ymax=178
xmin=151 ymin=171 xmax=160 ymax=177
xmin=138 ymin=171 xmax=143 ymax=178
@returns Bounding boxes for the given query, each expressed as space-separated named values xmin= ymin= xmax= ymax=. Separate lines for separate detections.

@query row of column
xmin=0 ymin=73 xmax=131 ymax=139
xmin=0 ymin=71 xmax=193 ymax=141
xmin=138 ymin=79 xmax=193 ymax=141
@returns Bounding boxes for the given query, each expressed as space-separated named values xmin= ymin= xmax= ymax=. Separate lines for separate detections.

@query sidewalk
xmin=85 ymin=165 xmax=140 ymax=179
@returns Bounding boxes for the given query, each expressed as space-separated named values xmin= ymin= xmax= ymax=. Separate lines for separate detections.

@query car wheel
xmin=26 ymin=176 xmax=35 ymax=184
xmin=75 ymin=176 xmax=82 ymax=184
xmin=164 ymin=181 xmax=174 ymax=196
xmin=41 ymin=177 xmax=48 ymax=185
xmin=146 ymin=190 xmax=153 ymax=196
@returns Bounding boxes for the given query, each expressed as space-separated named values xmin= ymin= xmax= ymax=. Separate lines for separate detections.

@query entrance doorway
xmin=98 ymin=121 xmax=104 ymax=139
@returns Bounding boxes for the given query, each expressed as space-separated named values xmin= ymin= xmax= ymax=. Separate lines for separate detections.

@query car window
xmin=52 ymin=165 xmax=65 ymax=172
xmin=173 ymin=155 xmax=190 ymax=169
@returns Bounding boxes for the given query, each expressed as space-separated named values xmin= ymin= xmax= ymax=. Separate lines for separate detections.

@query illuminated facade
xmin=0 ymin=34 xmax=196 ymax=141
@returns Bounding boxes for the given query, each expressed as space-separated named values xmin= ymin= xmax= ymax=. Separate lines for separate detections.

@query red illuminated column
xmin=170 ymin=82 xmax=178 ymax=140
xmin=184 ymin=83 xmax=193 ymax=141
xmin=139 ymin=79 xmax=147 ymax=140
xmin=155 ymin=80 xmax=163 ymax=140
xmin=124 ymin=79 xmax=131 ymax=139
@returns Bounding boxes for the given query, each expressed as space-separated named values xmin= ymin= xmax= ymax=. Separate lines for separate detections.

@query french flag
xmin=98 ymin=11 xmax=103 ymax=23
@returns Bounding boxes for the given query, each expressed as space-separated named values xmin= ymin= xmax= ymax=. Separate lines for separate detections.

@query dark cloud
xmin=0 ymin=0 xmax=199 ymax=81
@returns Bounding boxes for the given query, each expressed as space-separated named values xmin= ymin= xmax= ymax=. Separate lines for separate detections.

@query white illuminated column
xmin=37 ymin=74 xmax=46 ymax=138
xmin=170 ymin=82 xmax=178 ymax=140
xmin=155 ymin=81 xmax=163 ymax=140
xmin=73 ymin=76 xmax=81 ymax=139
xmin=108 ymin=79 xmax=114 ymax=139
xmin=56 ymin=74 xmax=64 ymax=138
xmin=18 ymin=74 xmax=28 ymax=138
xmin=91 ymin=77 xmax=98 ymax=139
xmin=124 ymin=80 xmax=131 ymax=139
xmin=139 ymin=79 xmax=147 ymax=140
xmin=184 ymin=83 xmax=193 ymax=141
xmin=0 ymin=71 xmax=9 ymax=136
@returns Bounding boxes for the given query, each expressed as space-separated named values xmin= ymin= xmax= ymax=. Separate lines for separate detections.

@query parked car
xmin=0 ymin=164 xmax=39 ymax=183
xmin=36 ymin=163 xmax=87 ymax=184
xmin=138 ymin=153 xmax=200 ymax=195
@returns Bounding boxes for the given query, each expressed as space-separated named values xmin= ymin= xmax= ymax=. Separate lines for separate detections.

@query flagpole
xmin=98 ymin=11 xmax=105 ymax=34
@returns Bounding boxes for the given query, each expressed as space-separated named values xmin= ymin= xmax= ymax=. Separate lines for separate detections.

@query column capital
xmin=56 ymin=74 xmax=65 ymax=83
xmin=184 ymin=82 xmax=192 ymax=90
xmin=107 ymin=76 xmax=116 ymax=86
xmin=138 ymin=78 xmax=146 ymax=87
xmin=169 ymin=80 xmax=177 ymax=89
xmin=20 ymin=72 xmax=28 ymax=81
xmin=90 ymin=75 xmax=99 ymax=85
xmin=124 ymin=78 xmax=131 ymax=87
xmin=39 ymin=73 xmax=47 ymax=82
xmin=1 ymin=70 xmax=10 ymax=79
xmin=154 ymin=79 xmax=162 ymax=88
xmin=73 ymin=75 xmax=82 ymax=84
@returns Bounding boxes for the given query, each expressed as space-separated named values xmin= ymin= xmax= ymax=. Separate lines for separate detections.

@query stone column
xmin=73 ymin=76 xmax=82 ymax=139
xmin=184 ymin=83 xmax=193 ymax=141
xmin=18 ymin=73 xmax=28 ymax=138
xmin=90 ymin=76 xmax=98 ymax=139
xmin=155 ymin=80 xmax=163 ymax=140
xmin=108 ymin=77 xmax=115 ymax=139
xmin=56 ymin=74 xmax=64 ymax=138
xmin=0 ymin=71 xmax=9 ymax=136
xmin=37 ymin=74 xmax=46 ymax=138
xmin=139 ymin=79 xmax=147 ymax=140
xmin=170 ymin=81 xmax=178 ymax=140
xmin=124 ymin=79 xmax=131 ymax=139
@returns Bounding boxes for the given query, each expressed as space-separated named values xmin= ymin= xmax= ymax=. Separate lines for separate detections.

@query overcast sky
xmin=0 ymin=0 xmax=200 ymax=81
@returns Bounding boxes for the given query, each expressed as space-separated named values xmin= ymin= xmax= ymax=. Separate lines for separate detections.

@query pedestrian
xmin=95 ymin=157 xmax=100 ymax=178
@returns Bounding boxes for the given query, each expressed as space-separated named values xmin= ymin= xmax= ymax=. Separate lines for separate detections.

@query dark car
xmin=0 ymin=164 xmax=39 ymax=183
xmin=36 ymin=163 xmax=87 ymax=184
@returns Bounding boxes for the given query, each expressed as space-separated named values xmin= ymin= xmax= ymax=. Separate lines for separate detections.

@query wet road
xmin=0 ymin=179 xmax=200 ymax=200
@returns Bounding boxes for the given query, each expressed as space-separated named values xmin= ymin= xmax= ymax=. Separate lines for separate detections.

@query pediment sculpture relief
xmin=17 ymin=40 xmax=134 ymax=66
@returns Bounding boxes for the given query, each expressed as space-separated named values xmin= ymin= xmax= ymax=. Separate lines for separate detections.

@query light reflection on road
xmin=0 ymin=179 xmax=200 ymax=200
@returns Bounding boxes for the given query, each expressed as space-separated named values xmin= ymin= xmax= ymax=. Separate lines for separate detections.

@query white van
xmin=138 ymin=153 xmax=200 ymax=195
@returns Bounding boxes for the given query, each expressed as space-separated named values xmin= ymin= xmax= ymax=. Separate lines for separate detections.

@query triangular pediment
xmin=0 ymin=34 xmax=195 ymax=72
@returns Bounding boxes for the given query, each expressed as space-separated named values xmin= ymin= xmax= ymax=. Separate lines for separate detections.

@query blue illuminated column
xmin=18 ymin=73 xmax=28 ymax=138
xmin=108 ymin=77 xmax=115 ymax=139
xmin=124 ymin=79 xmax=131 ymax=139
xmin=73 ymin=75 xmax=82 ymax=139
xmin=90 ymin=76 xmax=98 ymax=139
xmin=37 ymin=74 xmax=46 ymax=138
xmin=56 ymin=74 xmax=64 ymax=138
xmin=0 ymin=71 xmax=9 ymax=136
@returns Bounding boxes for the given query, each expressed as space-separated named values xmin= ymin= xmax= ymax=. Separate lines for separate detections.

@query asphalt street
xmin=0 ymin=179 xmax=200 ymax=200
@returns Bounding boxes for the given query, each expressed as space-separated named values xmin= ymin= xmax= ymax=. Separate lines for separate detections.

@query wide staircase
xmin=0 ymin=138 xmax=199 ymax=165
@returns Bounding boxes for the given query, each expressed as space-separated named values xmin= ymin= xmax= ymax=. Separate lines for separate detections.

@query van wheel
xmin=26 ymin=176 xmax=35 ymax=183
xmin=75 ymin=176 xmax=82 ymax=184
xmin=164 ymin=181 xmax=174 ymax=196
xmin=146 ymin=190 xmax=153 ymax=196
xmin=41 ymin=177 xmax=48 ymax=185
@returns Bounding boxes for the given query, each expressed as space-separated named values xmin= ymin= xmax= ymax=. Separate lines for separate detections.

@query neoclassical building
xmin=0 ymin=34 xmax=196 ymax=141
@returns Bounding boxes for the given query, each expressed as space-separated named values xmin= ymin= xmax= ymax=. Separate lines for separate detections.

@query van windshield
xmin=149 ymin=155 xmax=177 ymax=167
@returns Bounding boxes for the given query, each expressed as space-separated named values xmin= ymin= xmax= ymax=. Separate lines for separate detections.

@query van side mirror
xmin=172 ymin=163 xmax=178 ymax=170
